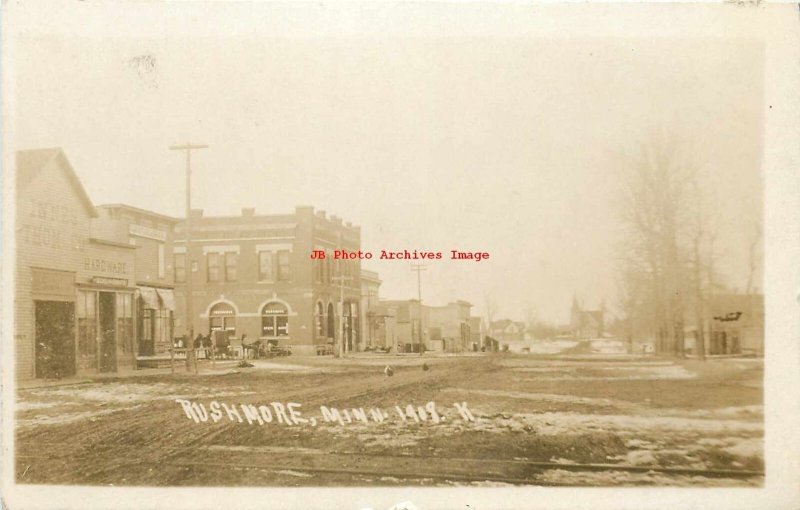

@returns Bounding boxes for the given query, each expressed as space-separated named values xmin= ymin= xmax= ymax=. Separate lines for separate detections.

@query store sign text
xmin=84 ymin=257 xmax=130 ymax=275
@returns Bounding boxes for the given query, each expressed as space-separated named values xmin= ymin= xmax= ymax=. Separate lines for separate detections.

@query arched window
xmin=326 ymin=303 xmax=335 ymax=340
xmin=315 ymin=301 xmax=325 ymax=337
xmin=262 ymin=302 xmax=289 ymax=337
xmin=209 ymin=302 xmax=236 ymax=335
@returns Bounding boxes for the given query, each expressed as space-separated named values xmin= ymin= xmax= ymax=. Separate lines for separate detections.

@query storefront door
xmin=99 ymin=292 xmax=117 ymax=372
xmin=35 ymin=300 xmax=76 ymax=379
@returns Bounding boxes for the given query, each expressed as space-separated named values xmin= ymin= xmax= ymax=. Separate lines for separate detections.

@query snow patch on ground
xmin=589 ymin=340 xmax=628 ymax=354
xmin=514 ymin=364 xmax=696 ymax=380
xmin=467 ymin=411 xmax=763 ymax=436
xmin=15 ymin=401 xmax=67 ymax=411
xmin=442 ymin=389 xmax=625 ymax=408
xmin=527 ymin=340 xmax=580 ymax=354
xmin=549 ymin=457 xmax=578 ymax=465
xmin=535 ymin=468 xmax=762 ymax=487
xmin=249 ymin=361 xmax=319 ymax=372
xmin=26 ymin=382 xmax=256 ymax=404
xmin=205 ymin=445 xmax=324 ymax=455
xmin=17 ymin=405 xmax=143 ymax=427
xmin=18 ymin=382 xmax=257 ymax=426
xmin=499 ymin=360 xmax=673 ymax=368
xmin=275 ymin=469 xmax=314 ymax=478
xmin=623 ymin=450 xmax=658 ymax=466
xmin=722 ymin=437 xmax=763 ymax=459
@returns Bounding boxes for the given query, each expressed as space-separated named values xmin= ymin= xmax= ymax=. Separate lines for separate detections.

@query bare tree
xmin=484 ymin=293 xmax=498 ymax=328
xmin=745 ymin=220 xmax=763 ymax=295
xmin=617 ymin=131 xmax=701 ymax=357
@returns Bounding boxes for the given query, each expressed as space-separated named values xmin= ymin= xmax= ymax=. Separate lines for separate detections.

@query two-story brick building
xmin=96 ymin=204 xmax=180 ymax=361
xmin=173 ymin=206 xmax=362 ymax=356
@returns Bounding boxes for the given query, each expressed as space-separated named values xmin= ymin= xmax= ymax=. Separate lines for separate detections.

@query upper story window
xmin=277 ymin=250 xmax=291 ymax=281
xmin=207 ymin=251 xmax=237 ymax=283
xmin=225 ymin=252 xmax=237 ymax=282
xmin=258 ymin=251 xmax=274 ymax=282
xmin=314 ymin=256 xmax=324 ymax=283
xmin=207 ymin=253 xmax=220 ymax=282
xmin=158 ymin=244 xmax=166 ymax=279
xmin=174 ymin=253 xmax=186 ymax=283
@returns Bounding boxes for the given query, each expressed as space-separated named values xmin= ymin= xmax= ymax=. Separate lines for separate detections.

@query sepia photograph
xmin=2 ymin=2 xmax=799 ymax=510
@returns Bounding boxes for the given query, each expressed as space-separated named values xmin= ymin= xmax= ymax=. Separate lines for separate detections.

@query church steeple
xmin=571 ymin=294 xmax=580 ymax=312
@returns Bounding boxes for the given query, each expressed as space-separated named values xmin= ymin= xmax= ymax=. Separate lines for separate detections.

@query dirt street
xmin=14 ymin=354 xmax=764 ymax=487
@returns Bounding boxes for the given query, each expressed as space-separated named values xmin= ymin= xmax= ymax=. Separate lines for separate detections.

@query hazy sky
xmin=13 ymin=29 xmax=764 ymax=323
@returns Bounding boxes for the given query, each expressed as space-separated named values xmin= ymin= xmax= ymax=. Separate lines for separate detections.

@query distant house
xmin=489 ymin=319 xmax=526 ymax=350
xmin=570 ymin=297 xmax=604 ymax=339
xmin=684 ymin=293 xmax=764 ymax=357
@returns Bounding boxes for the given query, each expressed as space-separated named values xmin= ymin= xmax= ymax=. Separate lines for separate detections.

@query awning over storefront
xmin=156 ymin=288 xmax=176 ymax=311
xmin=138 ymin=287 xmax=160 ymax=309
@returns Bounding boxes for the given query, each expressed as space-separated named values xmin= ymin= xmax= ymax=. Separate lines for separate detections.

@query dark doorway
xmin=99 ymin=292 xmax=117 ymax=373
xmin=326 ymin=303 xmax=335 ymax=341
xmin=35 ymin=300 xmax=76 ymax=379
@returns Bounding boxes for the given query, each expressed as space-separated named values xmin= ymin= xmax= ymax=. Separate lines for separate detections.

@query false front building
xmin=15 ymin=149 xmax=180 ymax=380
xmin=173 ymin=206 xmax=362 ymax=356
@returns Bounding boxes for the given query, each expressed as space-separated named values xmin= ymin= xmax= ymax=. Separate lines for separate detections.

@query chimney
xmin=242 ymin=207 xmax=255 ymax=217
xmin=190 ymin=209 xmax=204 ymax=219
xmin=315 ymin=210 xmax=326 ymax=219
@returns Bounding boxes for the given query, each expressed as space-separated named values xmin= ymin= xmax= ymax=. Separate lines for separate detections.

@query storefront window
xmin=77 ymin=291 xmax=97 ymax=363
xmin=209 ymin=302 xmax=236 ymax=335
xmin=262 ymin=302 xmax=288 ymax=337
xmin=140 ymin=308 xmax=154 ymax=356
xmin=139 ymin=305 xmax=172 ymax=356
xmin=116 ymin=293 xmax=133 ymax=354
xmin=155 ymin=309 xmax=172 ymax=350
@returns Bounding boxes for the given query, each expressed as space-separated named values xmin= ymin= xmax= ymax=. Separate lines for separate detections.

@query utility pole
xmin=169 ymin=142 xmax=208 ymax=373
xmin=332 ymin=273 xmax=351 ymax=358
xmin=411 ymin=264 xmax=427 ymax=355
xmin=331 ymin=231 xmax=351 ymax=358
xmin=361 ymin=289 xmax=377 ymax=349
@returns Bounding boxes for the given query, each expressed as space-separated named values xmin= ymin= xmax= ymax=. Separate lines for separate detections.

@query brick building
xmin=173 ymin=206 xmax=362 ymax=356
xmin=96 ymin=205 xmax=179 ymax=361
